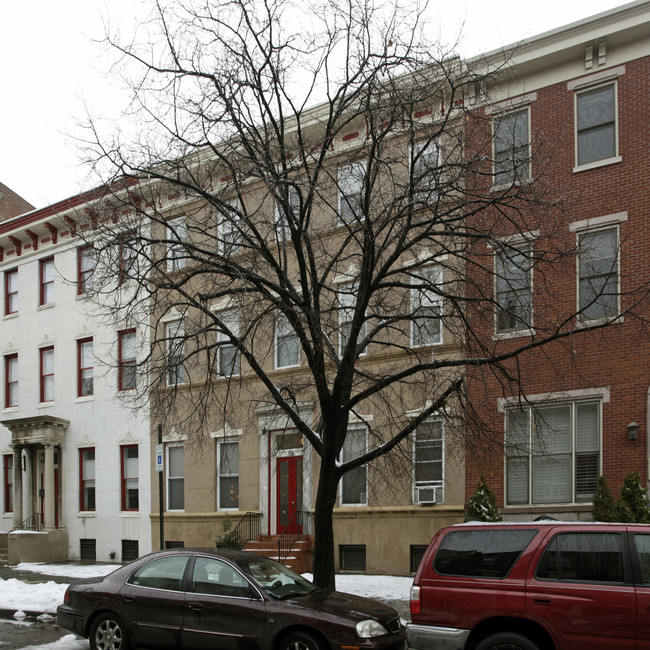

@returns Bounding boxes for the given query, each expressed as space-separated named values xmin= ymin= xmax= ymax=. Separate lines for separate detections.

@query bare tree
xmin=76 ymin=0 xmax=644 ymax=588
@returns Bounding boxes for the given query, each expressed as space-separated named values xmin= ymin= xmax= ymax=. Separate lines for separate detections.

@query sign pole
xmin=157 ymin=424 xmax=165 ymax=550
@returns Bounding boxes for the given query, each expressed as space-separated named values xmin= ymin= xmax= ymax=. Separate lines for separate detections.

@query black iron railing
xmin=11 ymin=513 xmax=42 ymax=532
xmin=217 ymin=512 xmax=262 ymax=549
xmin=278 ymin=510 xmax=311 ymax=564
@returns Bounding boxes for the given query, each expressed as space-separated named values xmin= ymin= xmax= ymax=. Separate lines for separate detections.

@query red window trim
xmin=118 ymin=329 xmax=137 ymax=391
xmin=120 ymin=444 xmax=139 ymax=512
xmin=79 ymin=447 xmax=95 ymax=512
xmin=77 ymin=245 xmax=93 ymax=295
xmin=39 ymin=257 xmax=54 ymax=306
xmin=77 ymin=338 xmax=93 ymax=397
xmin=40 ymin=346 xmax=54 ymax=403
xmin=5 ymin=353 xmax=17 ymax=408
xmin=3 ymin=454 xmax=13 ymax=513
xmin=4 ymin=268 xmax=17 ymax=315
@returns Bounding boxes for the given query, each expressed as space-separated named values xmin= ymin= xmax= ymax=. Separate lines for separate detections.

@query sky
xmin=0 ymin=0 xmax=633 ymax=210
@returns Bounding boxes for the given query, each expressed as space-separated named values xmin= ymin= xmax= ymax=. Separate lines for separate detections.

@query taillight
xmin=409 ymin=584 xmax=421 ymax=616
xmin=63 ymin=587 xmax=70 ymax=605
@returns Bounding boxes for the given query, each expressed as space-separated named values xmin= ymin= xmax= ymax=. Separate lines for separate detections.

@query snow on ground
xmin=17 ymin=563 xmax=121 ymax=579
xmin=18 ymin=634 xmax=88 ymax=650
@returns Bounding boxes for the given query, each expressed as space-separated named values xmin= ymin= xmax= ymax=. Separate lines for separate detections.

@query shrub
xmin=465 ymin=475 xmax=502 ymax=522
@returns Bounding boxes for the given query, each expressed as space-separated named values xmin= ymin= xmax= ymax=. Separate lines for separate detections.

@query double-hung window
xmin=495 ymin=243 xmax=533 ymax=334
xmin=79 ymin=447 xmax=96 ymax=511
xmin=77 ymin=245 xmax=94 ymax=295
xmin=167 ymin=444 xmax=184 ymax=511
xmin=275 ymin=312 xmax=299 ymax=369
xmin=219 ymin=199 xmax=241 ymax=254
xmin=276 ymin=184 xmax=299 ymax=242
xmin=166 ymin=321 xmax=185 ymax=386
xmin=40 ymin=346 xmax=54 ymax=403
xmin=39 ymin=257 xmax=54 ymax=306
xmin=5 ymin=269 xmax=17 ymax=315
xmin=121 ymin=445 xmax=139 ymax=511
xmin=410 ymin=265 xmax=443 ymax=347
xmin=412 ymin=139 xmax=439 ymax=202
xmin=119 ymin=233 xmax=138 ymax=284
xmin=578 ymin=227 xmax=619 ymax=322
xmin=576 ymin=83 xmax=617 ymax=167
xmin=338 ymin=283 xmax=366 ymax=356
xmin=118 ymin=329 xmax=137 ymax=391
xmin=5 ymin=354 xmax=17 ymax=408
xmin=167 ymin=217 xmax=187 ymax=271
xmin=217 ymin=310 xmax=240 ymax=377
xmin=505 ymin=401 xmax=600 ymax=506
xmin=3 ymin=454 xmax=13 ymax=513
xmin=78 ymin=338 xmax=93 ymax=397
xmin=338 ymin=161 xmax=366 ymax=224
xmin=217 ymin=438 xmax=239 ymax=509
xmin=340 ymin=426 xmax=367 ymax=506
xmin=493 ymin=108 xmax=530 ymax=185
xmin=413 ymin=420 xmax=443 ymax=504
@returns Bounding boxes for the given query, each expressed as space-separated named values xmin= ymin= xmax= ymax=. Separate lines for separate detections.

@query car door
xmin=118 ymin=554 xmax=190 ymax=648
xmin=526 ymin=529 xmax=637 ymax=649
xmin=629 ymin=530 xmax=650 ymax=648
xmin=181 ymin=555 xmax=267 ymax=650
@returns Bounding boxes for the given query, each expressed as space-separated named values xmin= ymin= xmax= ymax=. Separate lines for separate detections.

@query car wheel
xmin=475 ymin=631 xmax=540 ymax=650
xmin=89 ymin=613 xmax=131 ymax=650
xmin=280 ymin=630 xmax=324 ymax=650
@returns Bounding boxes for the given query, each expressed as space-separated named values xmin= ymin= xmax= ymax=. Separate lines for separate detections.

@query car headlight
xmin=356 ymin=620 xmax=389 ymax=638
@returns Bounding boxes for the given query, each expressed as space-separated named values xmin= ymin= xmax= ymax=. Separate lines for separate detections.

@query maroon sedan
xmin=57 ymin=548 xmax=406 ymax=650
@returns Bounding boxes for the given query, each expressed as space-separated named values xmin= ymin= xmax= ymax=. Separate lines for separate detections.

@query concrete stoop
xmin=244 ymin=535 xmax=313 ymax=574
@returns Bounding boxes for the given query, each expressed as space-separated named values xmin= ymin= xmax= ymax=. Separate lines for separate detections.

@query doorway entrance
xmin=276 ymin=455 xmax=303 ymax=534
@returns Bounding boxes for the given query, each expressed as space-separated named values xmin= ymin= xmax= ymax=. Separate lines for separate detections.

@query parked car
xmin=407 ymin=521 xmax=650 ymax=650
xmin=57 ymin=547 xmax=405 ymax=650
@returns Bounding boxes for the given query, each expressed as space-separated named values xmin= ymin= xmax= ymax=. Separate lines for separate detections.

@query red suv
xmin=407 ymin=521 xmax=650 ymax=650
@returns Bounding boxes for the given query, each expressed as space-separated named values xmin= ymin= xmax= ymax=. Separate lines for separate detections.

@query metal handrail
xmin=217 ymin=512 xmax=262 ymax=549
xmin=10 ymin=513 xmax=42 ymax=532
xmin=278 ymin=510 xmax=311 ymax=564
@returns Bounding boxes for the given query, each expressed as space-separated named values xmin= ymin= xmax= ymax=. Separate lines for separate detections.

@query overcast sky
xmin=0 ymin=0 xmax=632 ymax=210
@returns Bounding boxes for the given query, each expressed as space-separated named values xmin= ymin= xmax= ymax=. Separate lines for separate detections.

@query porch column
xmin=43 ymin=444 xmax=56 ymax=530
xmin=12 ymin=446 xmax=23 ymax=528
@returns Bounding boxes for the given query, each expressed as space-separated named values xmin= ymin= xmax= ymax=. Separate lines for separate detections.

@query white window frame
xmin=167 ymin=217 xmax=187 ymax=271
xmin=494 ymin=242 xmax=533 ymax=335
xmin=275 ymin=185 xmax=299 ymax=242
xmin=410 ymin=265 xmax=443 ymax=347
xmin=492 ymin=107 xmax=530 ymax=186
xmin=338 ymin=161 xmax=366 ymax=224
xmin=166 ymin=320 xmax=185 ymax=386
xmin=217 ymin=309 xmax=240 ymax=377
xmin=574 ymin=82 xmax=619 ymax=171
xmin=338 ymin=282 xmax=366 ymax=357
xmin=219 ymin=198 xmax=241 ymax=254
xmin=166 ymin=443 xmax=185 ymax=511
xmin=411 ymin=139 xmax=439 ymax=202
xmin=217 ymin=437 xmax=239 ymax=510
xmin=339 ymin=425 xmax=368 ymax=506
xmin=412 ymin=419 xmax=444 ymax=504
xmin=275 ymin=312 xmax=300 ymax=369
xmin=505 ymin=400 xmax=601 ymax=507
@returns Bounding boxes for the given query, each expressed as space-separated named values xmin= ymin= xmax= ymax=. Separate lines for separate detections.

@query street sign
xmin=155 ymin=444 xmax=163 ymax=472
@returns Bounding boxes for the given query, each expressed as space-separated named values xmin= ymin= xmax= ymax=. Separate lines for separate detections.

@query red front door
xmin=276 ymin=456 xmax=303 ymax=534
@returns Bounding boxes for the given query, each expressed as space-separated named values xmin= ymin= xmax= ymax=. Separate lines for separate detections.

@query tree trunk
xmin=311 ymin=458 xmax=340 ymax=590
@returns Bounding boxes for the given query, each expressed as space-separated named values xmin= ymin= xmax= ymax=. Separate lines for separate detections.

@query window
xmin=338 ymin=283 xmax=366 ymax=356
xmin=39 ymin=257 xmax=54 ymax=306
xmin=410 ymin=545 xmax=427 ymax=574
xmin=3 ymin=454 xmax=13 ymax=513
xmin=119 ymin=233 xmax=138 ymax=284
xmin=128 ymin=555 xmax=189 ymax=590
xmin=338 ymin=161 xmax=366 ymax=223
xmin=276 ymin=184 xmax=299 ymax=242
xmin=118 ymin=329 xmax=137 ymax=391
xmin=79 ymin=447 xmax=96 ymax=511
xmin=493 ymin=108 xmax=530 ymax=184
xmin=218 ymin=438 xmax=239 ymax=509
xmin=5 ymin=354 xmax=17 ymax=408
xmin=339 ymin=545 xmax=366 ymax=572
xmin=167 ymin=217 xmax=187 ymax=271
xmin=77 ymin=245 xmax=94 ymax=295
xmin=537 ymin=532 xmax=624 ymax=583
xmin=40 ymin=347 xmax=54 ymax=403
xmin=410 ymin=265 xmax=442 ymax=347
xmin=77 ymin=338 xmax=93 ymax=397
xmin=80 ymin=539 xmax=96 ymax=560
xmin=341 ymin=426 xmax=367 ymax=505
xmin=578 ymin=228 xmax=619 ymax=321
xmin=167 ymin=445 xmax=184 ymax=510
xmin=5 ymin=269 xmax=17 ymax=315
xmin=217 ymin=310 xmax=240 ymax=377
xmin=412 ymin=139 xmax=439 ymax=202
xmin=121 ymin=445 xmax=139 ymax=511
xmin=275 ymin=312 xmax=299 ymax=369
xmin=166 ymin=320 xmax=185 ymax=386
xmin=413 ymin=420 xmax=443 ymax=503
xmin=505 ymin=401 xmax=600 ymax=506
xmin=495 ymin=243 xmax=533 ymax=333
xmin=191 ymin=556 xmax=250 ymax=597
xmin=122 ymin=540 xmax=139 ymax=562
xmin=219 ymin=199 xmax=241 ymax=254
xmin=576 ymin=84 xmax=616 ymax=167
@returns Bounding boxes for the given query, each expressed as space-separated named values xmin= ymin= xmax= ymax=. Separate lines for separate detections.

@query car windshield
xmin=235 ymin=556 xmax=319 ymax=600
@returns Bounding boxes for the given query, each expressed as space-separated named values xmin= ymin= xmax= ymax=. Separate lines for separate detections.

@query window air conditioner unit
xmin=416 ymin=485 xmax=442 ymax=505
